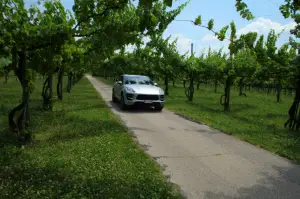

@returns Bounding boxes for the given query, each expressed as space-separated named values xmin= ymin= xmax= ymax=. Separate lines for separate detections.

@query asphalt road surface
xmin=87 ymin=75 xmax=300 ymax=199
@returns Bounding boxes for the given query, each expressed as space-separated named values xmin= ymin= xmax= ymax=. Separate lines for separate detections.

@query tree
xmin=146 ymin=34 xmax=181 ymax=95
xmin=204 ymin=48 xmax=227 ymax=93
xmin=1 ymin=0 xmax=74 ymax=142
xmin=233 ymin=48 xmax=260 ymax=96
xmin=238 ymin=0 xmax=300 ymax=131
xmin=219 ymin=22 xmax=236 ymax=111
xmin=265 ymin=30 xmax=296 ymax=102
xmin=218 ymin=23 xmax=262 ymax=111
xmin=181 ymin=52 xmax=199 ymax=101
xmin=83 ymin=0 xmax=188 ymax=79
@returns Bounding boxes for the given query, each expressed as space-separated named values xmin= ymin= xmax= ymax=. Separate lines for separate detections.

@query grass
xmin=96 ymin=77 xmax=300 ymax=164
xmin=0 ymin=76 xmax=183 ymax=199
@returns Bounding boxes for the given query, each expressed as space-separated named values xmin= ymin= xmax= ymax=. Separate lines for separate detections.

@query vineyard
xmin=0 ymin=0 xmax=300 ymax=197
xmin=91 ymin=1 xmax=300 ymax=162
xmin=95 ymin=27 xmax=299 ymax=116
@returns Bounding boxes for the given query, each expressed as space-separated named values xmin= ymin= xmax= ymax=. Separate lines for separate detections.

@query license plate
xmin=144 ymin=100 xmax=152 ymax=104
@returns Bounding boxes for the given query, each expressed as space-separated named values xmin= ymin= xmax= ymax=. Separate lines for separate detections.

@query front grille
xmin=136 ymin=94 xmax=159 ymax=100
xmin=126 ymin=93 xmax=135 ymax=100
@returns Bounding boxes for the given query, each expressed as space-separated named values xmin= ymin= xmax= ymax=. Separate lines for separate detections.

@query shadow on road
xmin=108 ymin=101 xmax=162 ymax=114
xmin=202 ymin=165 xmax=300 ymax=199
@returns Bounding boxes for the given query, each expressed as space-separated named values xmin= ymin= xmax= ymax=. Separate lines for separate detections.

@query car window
xmin=125 ymin=79 xmax=137 ymax=84
xmin=124 ymin=76 xmax=153 ymax=85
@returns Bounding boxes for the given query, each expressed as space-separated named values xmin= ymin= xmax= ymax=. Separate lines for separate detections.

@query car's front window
xmin=125 ymin=79 xmax=138 ymax=84
xmin=124 ymin=76 xmax=153 ymax=85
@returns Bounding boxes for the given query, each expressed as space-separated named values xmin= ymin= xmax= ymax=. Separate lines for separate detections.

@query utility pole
xmin=191 ymin=43 xmax=193 ymax=56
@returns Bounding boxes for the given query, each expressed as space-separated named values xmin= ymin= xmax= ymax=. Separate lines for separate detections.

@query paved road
xmin=87 ymin=75 xmax=300 ymax=199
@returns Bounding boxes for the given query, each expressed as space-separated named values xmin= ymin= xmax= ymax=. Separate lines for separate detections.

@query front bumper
xmin=124 ymin=93 xmax=165 ymax=106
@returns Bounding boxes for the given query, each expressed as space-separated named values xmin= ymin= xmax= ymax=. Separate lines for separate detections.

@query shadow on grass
xmin=0 ymin=162 xmax=177 ymax=199
xmin=0 ymin=99 xmax=120 ymax=147
xmin=0 ymin=101 xmax=181 ymax=199
xmin=0 ymin=99 xmax=45 ymax=148
xmin=167 ymin=94 xmax=256 ymax=112
xmin=180 ymin=102 xmax=278 ymax=131
xmin=45 ymin=115 xmax=126 ymax=143
xmin=202 ymin=165 xmax=300 ymax=199
xmin=0 ymin=130 xmax=18 ymax=148
xmin=18 ymin=104 xmax=125 ymax=144
xmin=52 ymin=104 xmax=108 ymax=113
xmin=249 ymin=112 xmax=289 ymax=120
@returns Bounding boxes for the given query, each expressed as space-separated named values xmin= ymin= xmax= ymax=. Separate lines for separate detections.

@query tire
xmin=154 ymin=104 xmax=164 ymax=111
xmin=120 ymin=93 xmax=128 ymax=110
xmin=112 ymin=89 xmax=117 ymax=102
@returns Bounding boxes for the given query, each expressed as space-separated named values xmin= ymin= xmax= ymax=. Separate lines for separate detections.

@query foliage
xmin=235 ymin=0 xmax=254 ymax=20
xmin=0 ymin=0 xmax=190 ymax=142
xmin=204 ymin=48 xmax=227 ymax=84
xmin=147 ymin=34 xmax=181 ymax=76
xmin=233 ymin=48 xmax=260 ymax=78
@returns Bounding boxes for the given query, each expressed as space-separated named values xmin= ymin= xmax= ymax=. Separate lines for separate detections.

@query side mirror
xmin=154 ymin=82 xmax=158 ymax=86
xmin=117 ymin=81 xmax=122 ymax=85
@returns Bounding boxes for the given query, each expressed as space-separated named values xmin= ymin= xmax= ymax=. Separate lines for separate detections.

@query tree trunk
xmin=8 ymin=51 xmax=31 ymax=143
xmin=197 ymin=81 xmax=200 ymax=90
xmin=67 ymin=72 xmax=73 ymax=93
xmin=276 ymin=80 xmax=282 ymax=102
xmin=49 ymin=75 xmax=53 ymax=100
xmin=189 ymin=77 xmax=194 ymax=101
xmin=185 ymin=74 xmax=194 ymax=101
xmin=214 ymin=79 xmax=218 ymax=93
xmin=183 ymin=80 xmax=186 ymax=88
xmin=285 ymin=78 xmax=300 ymax=131
xmin=220 ymin=76 xmax=232 ymax=112
xmin=4 ymin=71 xmax=8 ymax=84
xmin=57 ymin=68 xmax=64 ymax=100
xmin=72 ymin=72 xmax=77 ymax=86
xmin=224 ymin=77 xmax=231 ymax=111
xmin=239 ymin=78 xmax=246 ymax=96
xmin=164 ymin=74 xmax=169 ymax=95
xmin=172 ymin=79 xmax=175 ymax=87
xmin=42 ymin=75 xmax=53 ymax=110
xmin=20 ymin=79 xmax=30 ymax=136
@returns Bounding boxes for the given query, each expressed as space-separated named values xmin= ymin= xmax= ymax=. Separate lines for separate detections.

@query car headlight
xmin=159 ymin=88 xmax=164 ymax=94
xmin=125 ymin=87 xmax=135 ymax=93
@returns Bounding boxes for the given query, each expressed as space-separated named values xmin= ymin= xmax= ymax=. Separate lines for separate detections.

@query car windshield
xmin=124 ymin=76 xmax=154 ymax=85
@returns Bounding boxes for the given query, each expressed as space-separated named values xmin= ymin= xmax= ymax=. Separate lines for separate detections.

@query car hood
xmin=125 ymin=84 xmax=163 ymax=95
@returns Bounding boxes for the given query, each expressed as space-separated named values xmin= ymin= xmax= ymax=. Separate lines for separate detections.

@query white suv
xmin=112 ymin=74 xmax=165 ymax=111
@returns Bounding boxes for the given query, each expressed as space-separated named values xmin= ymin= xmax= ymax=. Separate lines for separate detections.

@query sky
xmin=162 ymin=0 xmax=297 ymax=56
xmin=25 ymin=0 xmax=297 ymax=56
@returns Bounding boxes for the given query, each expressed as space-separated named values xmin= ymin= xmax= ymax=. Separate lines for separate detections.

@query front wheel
xmin=154 ymin=104 xmax=164 ymax=111
xmin=120 ymin=93 xmax=128 ymax=110
xmin=112 ymin=90 xmax=117 ymax=102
